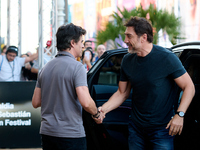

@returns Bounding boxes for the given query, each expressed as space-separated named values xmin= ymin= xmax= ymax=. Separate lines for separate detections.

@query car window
xmin=186 ymin=56 xmax=200 ymax=85
xmin=97 ymin=54 xmax=124 ymax=85
xmin=174 ymin=51 xmax=182 ymax=57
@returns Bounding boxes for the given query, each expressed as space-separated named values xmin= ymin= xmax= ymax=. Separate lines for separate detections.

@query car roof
xmin=99 ymin=41 xmax=200 ymax=60
xmin=171 ymin=41 xmax=200 ymax=52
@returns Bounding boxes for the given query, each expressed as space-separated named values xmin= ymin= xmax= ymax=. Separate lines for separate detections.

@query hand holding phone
xmin=85 ymin=51 xmax=90 ymax=60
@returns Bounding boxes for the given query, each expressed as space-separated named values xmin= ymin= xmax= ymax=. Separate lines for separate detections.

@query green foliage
xmin=96 ymin=4 xmax=182 ymax=46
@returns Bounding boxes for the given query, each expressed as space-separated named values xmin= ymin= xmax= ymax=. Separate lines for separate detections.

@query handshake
xmin=91 ymin=107 xmax=105 ymax=124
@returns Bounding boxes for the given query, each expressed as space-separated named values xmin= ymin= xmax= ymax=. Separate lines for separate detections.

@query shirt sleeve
xmin=166 ymin=53 xmax=186 ymax=79
xmin=74 ymin=64 xmax=88 ymax=88
xmin=19 ymin=57 xmax=26 ymax=67
xmin=36 ymin=67 xmax=43 ymax=88
xmin=32 ymin=60 xmax=39 ymax=69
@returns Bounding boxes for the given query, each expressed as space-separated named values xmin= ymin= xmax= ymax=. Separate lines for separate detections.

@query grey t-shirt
xmin=36 ymin=51 xmax=87 ymax=138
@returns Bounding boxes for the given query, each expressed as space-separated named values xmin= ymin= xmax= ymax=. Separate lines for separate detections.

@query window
xmin=97 ymin=54 xmax=124 ymax=85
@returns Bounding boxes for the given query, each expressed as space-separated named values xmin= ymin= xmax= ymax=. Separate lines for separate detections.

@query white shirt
xmin=32 ymin=53 xmax=51 ymax=69
xmin=0 ymin=55 xmax=25 ymax=81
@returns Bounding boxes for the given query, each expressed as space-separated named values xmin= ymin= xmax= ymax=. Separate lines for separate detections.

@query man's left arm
xmin=32 ymin=87 xmax=41 ymax=108
xmin=166 ymin=72 xmax=195 ymax=136
xmin=25 ymin=53 xmax=38 ymax=63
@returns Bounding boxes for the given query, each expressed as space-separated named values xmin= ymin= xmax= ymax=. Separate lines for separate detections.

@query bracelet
xmin=92 ymin=110 xmax=100 ymax=118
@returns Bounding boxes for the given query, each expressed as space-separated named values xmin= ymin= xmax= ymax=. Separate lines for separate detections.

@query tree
xmin=96 ymin=4 xmax=181 ymax=47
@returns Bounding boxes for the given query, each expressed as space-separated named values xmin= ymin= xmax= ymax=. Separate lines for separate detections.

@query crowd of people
xmin=81 ymin=40 xmax=106 ymax=72
xmin=0 ymin=39 xmax=107 ymax=81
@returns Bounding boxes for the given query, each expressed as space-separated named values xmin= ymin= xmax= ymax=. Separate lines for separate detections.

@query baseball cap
xmin=6 ymin=46 xmax=18 ymax=56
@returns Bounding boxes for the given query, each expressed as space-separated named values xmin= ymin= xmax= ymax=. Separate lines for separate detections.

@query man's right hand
xmin=92 ymin=107 xmax=105 ymax=124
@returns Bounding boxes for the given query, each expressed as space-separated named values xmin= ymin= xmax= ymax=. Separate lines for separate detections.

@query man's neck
xmin=63 ymin=49 xmax=76 ymax=58
xmin=137 ymin=43 xmax=153 ymax=57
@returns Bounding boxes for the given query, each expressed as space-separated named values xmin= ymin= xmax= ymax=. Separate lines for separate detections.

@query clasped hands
xmin=92 ymin=107 xmax=105 ymax=124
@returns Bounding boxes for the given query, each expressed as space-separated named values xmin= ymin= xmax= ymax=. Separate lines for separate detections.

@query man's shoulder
xmin=0 ymin=54 xmax=5 ymax=59
xmin=49 ymin=57 xmax=84 ymax=70
xmin=13 ymin=57 xmax=25 ymax=65
xmin=124 ymin=52 xmax=134 ymax=57
xmin=74 ymin=60 xmax=85 ymax=70
xmin=15 ymin=56 xmax=25 ymax=61
xmin=123 ymin=53 xmax=136 ymax=61
xmin=153 ymin=44 xmax=173 ymax=55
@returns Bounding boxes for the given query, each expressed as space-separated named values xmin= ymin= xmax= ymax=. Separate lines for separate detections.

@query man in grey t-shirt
xmin=32 ymin=23 xmax=102 ymax=150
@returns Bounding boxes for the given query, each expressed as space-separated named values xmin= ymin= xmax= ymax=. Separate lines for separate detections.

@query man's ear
xmin=141 ymin=33 xmax=147 ymax=42
xmin=70 ymin=39 xmax=75 ymax=48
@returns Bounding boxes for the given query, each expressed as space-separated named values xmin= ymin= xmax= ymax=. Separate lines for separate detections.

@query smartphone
xmin=85 ymin=51 xmax=90 ymax=60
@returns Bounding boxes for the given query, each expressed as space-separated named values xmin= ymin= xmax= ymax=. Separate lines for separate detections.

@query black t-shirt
xmin=120 ymin=44 xmax=186 ymax=128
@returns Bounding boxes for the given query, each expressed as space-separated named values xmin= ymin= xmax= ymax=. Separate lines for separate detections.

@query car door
xmin=171 ymin=42 xmax=200 ymax=150
xmin=83 ymin=48 xmax=130 ymax=150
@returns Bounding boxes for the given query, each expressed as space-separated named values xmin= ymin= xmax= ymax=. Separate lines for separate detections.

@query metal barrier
xmin=0 ymin=81 xmax=41 ymax=148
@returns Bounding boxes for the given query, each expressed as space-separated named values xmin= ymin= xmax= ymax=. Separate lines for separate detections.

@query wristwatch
xmin=175 ymin=111 xmax=185 ymax=117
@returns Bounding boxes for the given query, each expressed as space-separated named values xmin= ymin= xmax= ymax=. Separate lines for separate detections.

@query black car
xmin=84 ymin=41 xmax=200 ymax=150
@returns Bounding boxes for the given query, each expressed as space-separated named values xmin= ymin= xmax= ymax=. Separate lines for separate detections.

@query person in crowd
xmin=81 ymin=47 xmax=94 ymax=72
xmin=94 ymin=44 xmax=106 ymax=62
xmin=26 ymin=51 xmax=32 ymax=57
xmin=77 ymin=40 xmax=93 ymax=62
xmin=46 ymin=40 xmax=52 ymax=49
xmin=31 ymin=46 xmax=51 ymax=74
xmin=94 ymin=16 xmax=195 ymax=150
xmin=32 ymin=23 xmax=102 ymax=150
xmin=1 ymin=45 xmax=7 ymax=55
xmin=45 ymin=40 xmax=52 ymax=61
xmin=24 ymin=51 xmax=34 ymax=67
xmin=84 ymin=40 xmax=96 ymax=62
xmin=20 ymin=53 xmax=31 ymax=81
xmin=20 ymin=53 xmax=37 ymax=81
xmin=84 ymin=40 xmax=92 ymax=49
xmin=0 ymin=46 xmax=38 ymax=81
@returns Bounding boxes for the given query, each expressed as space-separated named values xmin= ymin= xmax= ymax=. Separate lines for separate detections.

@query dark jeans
xmin=41 ymin=134 xmax=87 ymax=150
xmin=128 ymin=121 xmax=174 ymax=150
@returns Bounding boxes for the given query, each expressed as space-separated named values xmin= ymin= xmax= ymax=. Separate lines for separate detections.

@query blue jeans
xmin=41 ymin=134 xmax=87 ymax=150
xmin=128 ymin=121 xmax=174 ymax=150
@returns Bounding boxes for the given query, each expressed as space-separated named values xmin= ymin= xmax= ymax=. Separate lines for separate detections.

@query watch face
xmin=179 ymin=111 xmax=184 ymax=117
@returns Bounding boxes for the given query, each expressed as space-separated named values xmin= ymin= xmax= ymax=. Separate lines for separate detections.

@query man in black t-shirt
xmin=96 ymin=17 xmax=195 ymax=150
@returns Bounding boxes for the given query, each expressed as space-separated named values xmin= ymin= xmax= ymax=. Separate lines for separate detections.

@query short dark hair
xmin=124 ymin=16 xmax=153 ymax=43
xmin=84 ymin=40 xmax=92 ymax=46
xmin=56 ymin=23 xmax=86 ymax=51
xmin=82 ymin=47 xmax=94 ymax=62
